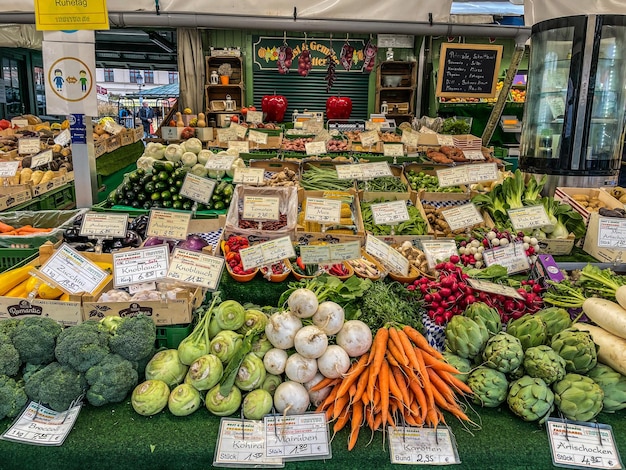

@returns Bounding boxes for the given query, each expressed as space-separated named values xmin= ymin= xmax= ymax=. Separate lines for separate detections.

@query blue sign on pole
xmin=69 ymin=113 xmax=87 ymax=144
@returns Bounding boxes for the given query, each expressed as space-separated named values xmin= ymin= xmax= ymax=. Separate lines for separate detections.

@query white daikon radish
xmin=572 ymin=323 xmax=626 ymax=376
xmin=582 ymin=297 xmax=626 ymax=339
xmin=614 ymin=285 xmax=626 ymax=311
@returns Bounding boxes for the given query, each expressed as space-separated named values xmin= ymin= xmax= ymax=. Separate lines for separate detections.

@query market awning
xmin=126 ymin=82 xmax=179 ymax=99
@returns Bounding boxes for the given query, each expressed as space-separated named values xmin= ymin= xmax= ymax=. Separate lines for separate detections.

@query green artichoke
xmin=442 ymin=351 xmax=472 ymax=383
xmin=587 ymin=363 xmax=626 ymax=412
xmin=464 ymin=302 xmax=502 ymax=336
xmin=553 ymin=373 xmax=604 ymax=422
xmin=551 ymin=328 xmax=598 ymax=374
xmin=482 ymin=332 xmax=524 ymax=374
xmin=467 ymin=366 xmax=509 ymax=407
xmin=534 ymin=307 xmax=571 ymax=339
xmin=445 ymin=316 xmax=489 ymax=359
xmin=507 ymin=375 xmax=554 ymax=423
xmin=506 ymin=315 xmax=547 ymax=350
xmin=523 ymin=345 xmax=566 ymax=385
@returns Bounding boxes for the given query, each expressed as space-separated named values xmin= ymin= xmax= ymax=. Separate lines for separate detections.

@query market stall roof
xmin=126 ymin=82 xmax=179 ymax=99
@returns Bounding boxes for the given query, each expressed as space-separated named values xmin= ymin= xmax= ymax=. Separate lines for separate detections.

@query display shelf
xmin=375 ymin=60 xmax=417 ymax=118
xmin=205 ymin=56 xmax=245 ymax=125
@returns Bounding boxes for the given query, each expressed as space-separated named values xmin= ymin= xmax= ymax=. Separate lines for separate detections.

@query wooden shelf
xmin=205 ymin=56 xmax=245 ymax=115
xmin=375 ymin=61 xmax=417 ymax=116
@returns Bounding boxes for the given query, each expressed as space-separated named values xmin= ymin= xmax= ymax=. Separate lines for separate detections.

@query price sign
xmin=303 ymin=120 xmax=324 ymax=133
xmin=598 ymin=217 xmax=626 ymax=249
xmin=233 ymin=167 xmax=264 ymax=185
xmin=437 ymin=134 xmax=455 ymax=146
xmin=336 ymin=164 xmax=364 ymax=180
xmin=227 ymin=140 xmax=250 ymax=155
xmin=437 ymin=162 xmax=498 ymax=188
xmin=30 ymin=149 xmax=53 ymax=168
xmin=365 ymin=234 xmax=409 ymax=276
xmin=441 ymin=203 xmax=484 ymax=231
xmin=361 ymin=162 xmax=393 ymax=179
xmin=401 ymin=130 xmax=419 ymax=147
xmin=11 ymin=118 xmax=28 ymax=128
xmin=546 ymin=418 xmax=622 ymax=470
xmin=371 ymin=200 xmax=410 ymax=225
xmin=113 ymin=245 xmax=169 ymax=288
xmin=365 ymin=121 xmax=383 ymax=131
xmin=383 ymin=143 xmax=404 ymax=157
xmin=329 ymin=241 xmax=361 ymax=262
xmin=18 ymin=137 xmax=40 ymax=155
xmin=360 ymin=130 xmax=380 ymax=147
xmin=38 ymin=243 xmax=109 ymax=295
xmin=300 ymin=244 xmax=331 ymax=264
xmin=79 ymin=211 xmax=129 ymax=238
xmin=463 ymin=150 xmax=486 ymax=161
xmin=301 ymin=242 xmax=361 ymax=265
xmin=0 ymin=161 xmax=20 ymax=177
xmin=248 ymin=130 xmax=268 ymax=145
xmin=304 ymin=197 xmax=342 ymax=224
xmin=214 ymin=419 xmax=283 ymax=467
xmin=305 ymin=141 xmax=327 ymax=156
xmin=389 ymin=426 xmax=460 ymax=465
xmin=264 ymin=413 xmax=330 ymax=460
xmin=240 ymin=236 xmax=295 ymax=270
xmin=420 ymin=239 xmax=459 ymax=269
xmin=467 ymin=278 xmax=524 ymax=300
xmin=166 ymin=248 xmax=224 ymax=290
xmin=313 ymin=129 xmax=332 ymax=143
xmin=1 ymin=401 xmax=81 ymax=447
xmin=243 ymin=196 xmax=280 ymax=221
xmin=180 ymin=173 xmax=216 ymax=204
xmin=205 ymin=155 xmax=236 ymax=172
xmin=508 ymin=205 xmax=552 ymax=231
xmin=246 ymin=110 xmax=264 ymax=124
xmin=54 ymin=129 xmax=71 ymax=147
xmin=547 ymin=96 xmax=566 ymax=119
xmin=483 ymin=242 xmax=530 ymax=274
xmin=230 ymin=123 xmax=248 ymax=139
xmin=146 ymin=209 xmax=192 ymax=240
xmin=216 ymin=127 xmax=237 ymax=142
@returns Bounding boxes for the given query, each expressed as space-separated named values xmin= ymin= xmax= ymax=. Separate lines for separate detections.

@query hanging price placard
xmin=483 ymin=242 xmax=530 ymax=274
xmin=508 ymin=205 xmax=552 ymax=231
xmin=365 ymin=234 xmax=409 ymax=276
xmin=30 ymin=149 xmax=53 ymax=168
xmin=371 ymin=200 xmax=410 ymax=225
xmin=304 ymin=197 xmax=342 ymax=224
xmin=360 ymin=130 xmax=380 ymax=147
xmin=240 ymin=236 xmax=295 ymax=270
xmin=247 ymin=130 xmax=268 ymax=145
xmin=305 ymin=141 xmax=327 ymax=156
xmin=166 ymin=248 xmax=224 ymax=290
xmin=243 ymin=196 xmax=280 ymax=221
xmin=79 ymin=212 xmax=129 ymax=238
xmin=233 ymin=167 xmax=264 ymax=185
xmin=436 ymin=162 xmax=498 ymax=188
xmin=18 ymin=137 xmax=40 ymax=155
xmin=0 ymin=161 xmax=21 ymax=177
xmin=113 ymin=245 xmax=169 ymax=287
xmin=383 ymin=143 xmax=404 ymax=157
xmin=246 ymin=110 xmax=264 ymax=124
xmin=441 ymin=203 xmax=484 ymax=231
xmin=180 ymin=173 xmax=217 ymax=204
xmin=205 ymin=155 xmax=236 ymax=172
xmin=146 ymin=209 xmax=191 ymax=240
xmin=227 ymin=140 xmax=250 ymax=154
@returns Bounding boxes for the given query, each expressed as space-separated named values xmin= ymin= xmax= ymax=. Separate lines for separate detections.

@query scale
xmin=368 ymin=113 xmax=397 ymax=132
xmin=327 ymin=119 xmax=366 ymax=132
xmin=292 ymin=111 xmax=324 ymax=129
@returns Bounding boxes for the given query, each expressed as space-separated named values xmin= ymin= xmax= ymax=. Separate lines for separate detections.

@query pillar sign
xmin=34 ymin=0 xmax=109 ymax=31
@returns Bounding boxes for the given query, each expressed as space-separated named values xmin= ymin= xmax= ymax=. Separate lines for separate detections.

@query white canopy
xmin=524 ymin=0 xmax=626 ymax=26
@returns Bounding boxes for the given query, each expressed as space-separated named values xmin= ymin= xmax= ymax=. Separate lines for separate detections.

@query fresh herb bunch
xmin=441 ymin=118 xmax=470 ymax=135
xmin=356 ymin=280 xmax=423 ymax=331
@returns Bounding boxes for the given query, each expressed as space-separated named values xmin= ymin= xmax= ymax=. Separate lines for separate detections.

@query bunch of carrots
xmin=313 ymin=325 xmax=475 ymax=451
xmin=0 ymin=221 xmax=53 ymax=236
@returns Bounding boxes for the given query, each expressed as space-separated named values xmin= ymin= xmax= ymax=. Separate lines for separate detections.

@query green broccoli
xmin=12 ymin=317 xmax=63 ymax=365
xmin=21 ymin=363 xmax=46 ymax=383
xmin=54 ymin=320 xmax=110 ymax=373
xmin=0 ymin=333 xmax=21 ymax=377
xmin=100 ymin=315 xmax=124 ymax=334
xmin=0 ymin=375 xmax=28 ymax=420
xmin=85 ymin=353 xmax=138 ymax=406
xmin=108 ymin=314 xmax=156 ymax=362
xmin=24 ymin=362 xmax=87 ymax=412
xmin=0 ymin=318 xmax=21 ymax=339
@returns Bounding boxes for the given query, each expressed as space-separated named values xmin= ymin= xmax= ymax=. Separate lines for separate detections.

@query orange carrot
xmin=310 ymin=376 xmax=339 ymax=392
xmin=439 ymin=370 xmax=474 ymax=396
xmin=0 ymin=221 xmax=15 ymax=232
xmin=379 ymin=359 xmax=390 ymax=430
xmin=391 ymin=365 xmax=411 ymax=405
xmin=412 ymin=347 xmax=435 ymax=409
xmin=387 ymin=339 xmax=409 ymax=367
xmin=348 ymin=400 xmax=363 ymax=451
xmin=333 ymin=408 xmax=351 ymax=433
xmin=420 ymin=349 xmax=462 ymax=374
xmin=386 ymin=362 xmax=405 ymax=403
xmin=332 ymin=392 xmax=351 ymax=420
xmin=353 ymin=366 xmax=369 ymax=404
xmin=336 ymin=353 xmax=369 ymax=398
xmin=367 ymin=328 xmax=389 ymax=399
xmin=403 ymin=325 xmax=444 ymax=359
xmin=427 ymin=368 xmax=458 ymax=405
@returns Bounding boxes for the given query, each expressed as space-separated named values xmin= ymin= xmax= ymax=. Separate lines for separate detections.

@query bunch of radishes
xmin=409 ymin=262 xmax=543 ymax=325
xmin=264 ymin=288 xmax=372 ymax=415
xmin=457 ymin=229 xmax=540 ymax=267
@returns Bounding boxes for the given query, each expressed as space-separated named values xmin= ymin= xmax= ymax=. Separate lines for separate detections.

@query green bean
xmin=300 ymin=165 xmax=355 ymax=191
xmin=357 ymin=176 xmax=407 ymax=192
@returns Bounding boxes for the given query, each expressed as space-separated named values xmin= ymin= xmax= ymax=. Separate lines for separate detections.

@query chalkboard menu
xmin=436 ymin=43 xmax=503 ymax=99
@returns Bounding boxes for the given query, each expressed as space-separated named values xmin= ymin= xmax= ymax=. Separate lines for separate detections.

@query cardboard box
xmin=95 ymin=139 xmax=107 ymax=157
xmin=133 ymin=127 xmax=144 ymax=142
xmin=404 ymin=162 xmax=467 ymax=200
xmin=554 ymin=187 xmax=623 ymax=226
xmin=195 ymin=127 xmax=214 ymax=142
xmin=357 ymin=164 xmax=410 ymax=202
xmin=161 ymin=126 xmax=183 ymax=140
xmin=29 ymin=171 xmax=66 ymax=197
xmin=583 ymin=212 xmax=626 ymax=263
xmin=0 ymin=185 xmax=32 ymax=211
xmin=120 ymin=129 xmax=134 ymax=146
xmin=106 ymin=135 xmax=122 ymax=153
xmin=0 ymin=296 xmax=83 ymax=326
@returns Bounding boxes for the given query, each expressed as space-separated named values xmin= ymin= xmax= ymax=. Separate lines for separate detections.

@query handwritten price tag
xmin=463 ymin=150 xmax=486 ymax=161
xmin=361 ymin=162 xmax=393 ymax=179
xmin=31 ymin=149 xmax=53 ymax=168
xmin=264 ymin=413 xmax=330 ymax=460
xmin=508 ymin=205 xmax=552 ymax=231
xmin=483 ymin=242 xmax=530 ymax=274
xmin=300 ymin=245 xmax=331 ymax=265
xmin=0 ymin=161 xmax=20 ymax=177
xmin=437 ymin=134 xmax=455 ymax=146
xmin=441 ymin=203 xmax=484 ymax=231
xmin=305 ymin=141 xmax=327 ymax=156
xmin=239 ymin=244 xmax=264 ymax=271
xmin=166 ymin=248 xmax=224 ymax=290
xmin=371 ymin=200 xmax=410 ymax=225
xmin=240 ymin=236 xmax=295 ymax=270
xmin=146 ymin=209 xmax=192 ymax=240
xmin=360 ymin=130 xmax=380 ymax=147
xmin=329 ymin=241 xmax=361 ymax=262
xmin=597 ymin=217 xmax=626 ymax=249
xmin=54 ymin=129 xmax=71 ymax=147
xmin=365 ymin=234 xmax=409 ymax=276
xmin=38 ymin=244 xmax=109 ymax=295
xmin=313 ymin=129 xmax=332 ymax=143
xmin=303 ymin=120 xmax=324 ymax=133
xmin=243 ymin=196 xmax=280 ymax=221
xmin=248 ymin=130 xmax=268 ymax=145
xmin=437 ymin=162 xmax=498 ymax=188
xmin=389 ymin=426 xmax=460 ymax=465
xmin=246 ymin=110 xmax=264 ymax=124
xmin=11 ymin=118 xmax=28 ymax=128
xmin=230 ymin=123 xmax=248 ymax=139
xmin=113 ymin=245 xmax=169 ymax=287
xmin=217 ymin=127 xmax=237 ymax=142
xmin=205 ymin=155 xmax=236 ymax=172
xmin=214 ymin=419 xmax=283 ymax=467
xmin=80 ymin=212 xmax=129 ymax=238
xmin=420 ymin=239 xmax=459 ymax=269
xmin=383 ymin=143 xmax=404 ymax=157
xmin=227 ymin=140 xmax=250 ymax=154
xmin=304 ymin=197 xmax=342 ymax=224
xmin=467 ymin=278 xmax=524 ymax=300
xmin=233 ymin=167 xmax=264 ymax=185
xmin=1 ymin=401 xmax=81 ymax=446
xmin=336 ymin=165 xmax=363 ymax=180
xmin=401 ymin=130 xmax=419 ymax=147
xmin=180 ymin=173 xmax=216 ymax=204
xmin=18 ymin=137 xmax=40 ymax=155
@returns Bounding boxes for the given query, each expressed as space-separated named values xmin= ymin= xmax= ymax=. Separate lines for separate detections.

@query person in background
xmin=138 ymin=101 xmax=155 ymax=138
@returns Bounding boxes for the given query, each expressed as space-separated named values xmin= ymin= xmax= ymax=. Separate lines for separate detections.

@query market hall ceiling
xmin=95 ymin=29 xmax=177 ymax=71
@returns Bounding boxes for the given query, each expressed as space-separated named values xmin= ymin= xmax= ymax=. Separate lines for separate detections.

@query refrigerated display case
xmin=519 ymin=15 xmax=626 ymax=193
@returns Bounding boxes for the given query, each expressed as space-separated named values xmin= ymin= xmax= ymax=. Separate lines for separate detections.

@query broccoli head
xmin=108 ymin=314 xmax=156 ymax=362
xmin=12 ymin=317 xmax=63 ymax=365
xmin=24 ymin=362 xmax=87 ymax=412
xmin=0 ymin=334 xmax=21 ymax=377
xmin=0 ymin=375 xmax=28 ymax=420
xmin=0 ymin=318 xmax=21 ymax=339
xmin=55 ymin=320 xmax=110 ymax=373
xmin=85 ymin=353 xmax=138 ymax=406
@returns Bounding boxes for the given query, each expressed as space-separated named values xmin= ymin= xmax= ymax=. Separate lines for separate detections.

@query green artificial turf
xmin=96 ymin=141 xmax=144 ymax=177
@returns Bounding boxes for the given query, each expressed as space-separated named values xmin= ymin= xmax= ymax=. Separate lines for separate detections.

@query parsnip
xmin=582 ymin=297 xmax=626 ymax=339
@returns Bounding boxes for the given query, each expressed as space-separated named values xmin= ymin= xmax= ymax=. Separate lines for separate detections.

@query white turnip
xmin=317 ymin=345 xmax=351 ymax=379
xmin=312 ymin=301 xmax=345 ymax=335
xmin=263 ymin=348 xmax=288 ymax=375
xmin=287 ymin=288 xmax=319 ymax=318
xmin=273 ymin=381 xmax=310 ymax=415
xmin=284 ymin=353 xmax=318 ymax=383
xmin=265 ymin=310 xmax=302 ymax=349
xmin=336 ymin=320 xmax=372 ymax=357
xmin=293 ymin=325 xmax=328 ymax=359
xmin=304 ymin=373 xmax=333 ymax=407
